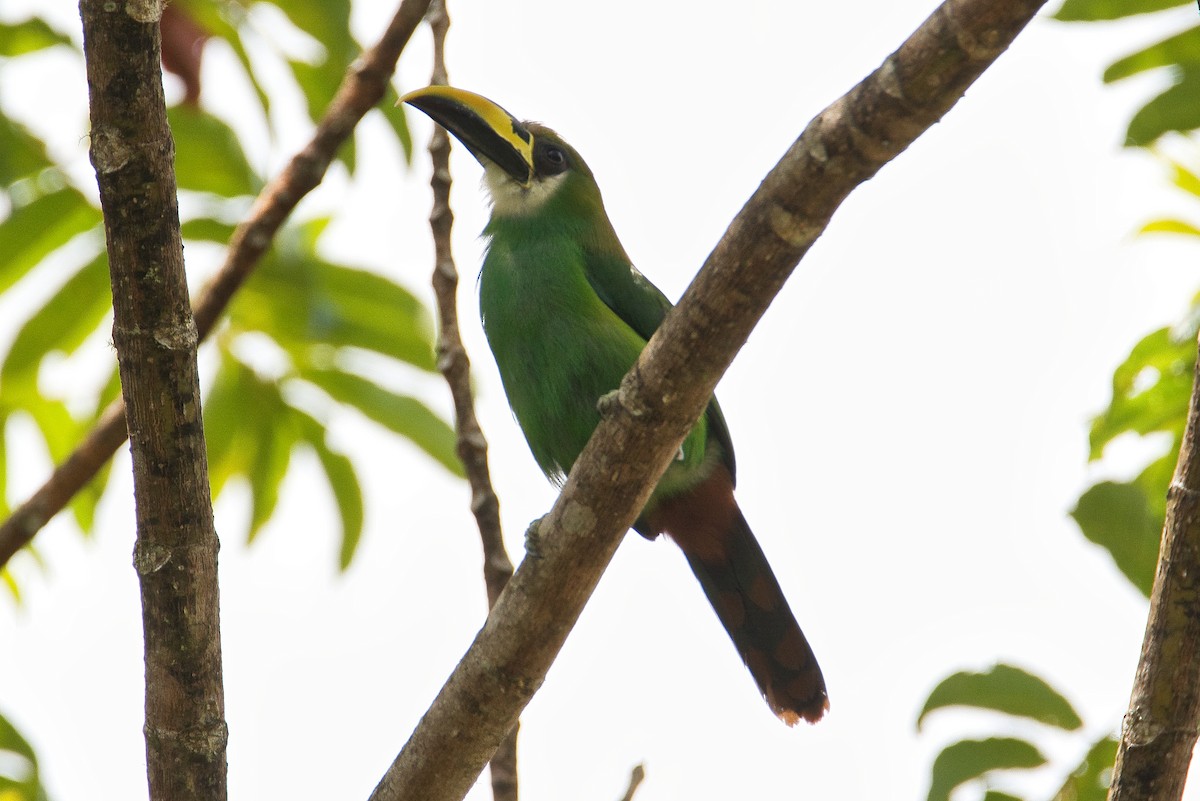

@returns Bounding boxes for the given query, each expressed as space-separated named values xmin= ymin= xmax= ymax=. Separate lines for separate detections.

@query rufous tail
xmin=646 ymin=466 xmax=828 ymax=725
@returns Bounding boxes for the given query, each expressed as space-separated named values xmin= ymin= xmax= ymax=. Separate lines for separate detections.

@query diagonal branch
xmin=0 ymin=0 xmax=433 ymax=570
xmin=421 ymin=1 xmax=518 ymax=799
xmin=1108 ymin=331 xmax=1200 ymax=801
xmin=367 ymin=1 xmax=1048 ymax=800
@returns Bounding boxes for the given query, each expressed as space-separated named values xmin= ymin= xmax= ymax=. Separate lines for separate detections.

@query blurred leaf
xmin=1 ymin=253 xmax=111 ymax=396
xmin=1103 ymin=27 xmax=1200 ymax=81
xmin=1051 ymin=735 xmax=1118 ymax=801
xmin=1053 ymin=0 xmax=1191 ymax=20
xmin=381 ymin=86 xmax=415 ymax=164
xmin=289 ymin=59 xmax=356 ymax=171
xmin=983 ymin=793 xmax=1025 ymax=801
xmin=0 ymin=187 xmax=100 ymax=296
xmin=1089 ymin=326 xmax=1193 ymax=460
xmin=203 ymin=356 xmax=294 ymax=542
xmin=917 ymin=664 xmax=1083 ymax=731
xmin=275 ymin=0 xmax=356 ymax=169
xmin=0 ymin=113 xmax=52 ymax=185
xmin=294 ymin=409 xmax=363 ymax=569
xmin=1125 ymin=72 xmax=1200 ymax=146
xmin=1071 ymin=479 xmax=1162 ymax=596
xmin=1168 ymin=160 xmax=1200 ymax=198
xmin=299 ymin=367 xmax=462 ymax=476
xmin=233 ymin=224 xmax=436 ymax=371
xmin=927 ymin=738 xmax=1045 ymax=801
xmin=2 ymin=567 xmax=19 ymax=603
xmin=1138 ymin=218 xmax=1200 ymax=236
xmin=168 ymin=105 xmax=262 ymax=197
xmin=247 ymin=398 xmax=295 ymax=541
xmin=0 ymin=17 xmax=71 ymax=56
xmin=180 ymin=216 xmax=237 ymax=244
xmin=0 ymin=708 xmax=50 ymax=801
xmin=172 ymin=0 xmax=272 ymax=125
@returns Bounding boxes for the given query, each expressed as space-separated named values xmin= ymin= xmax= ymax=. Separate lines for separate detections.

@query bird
xmin=400 ymin=86 xmax=828 ymax=725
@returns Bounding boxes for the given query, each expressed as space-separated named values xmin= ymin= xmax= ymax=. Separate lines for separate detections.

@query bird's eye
xmin=535 ymin=143 xmax=569 ymax=176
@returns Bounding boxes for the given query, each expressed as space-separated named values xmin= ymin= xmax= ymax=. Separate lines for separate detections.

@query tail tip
xmin=774 ymin=694 xmax=830 ymax=727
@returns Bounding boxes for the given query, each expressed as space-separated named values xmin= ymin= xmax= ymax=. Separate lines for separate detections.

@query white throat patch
xmin=484 ymin=163 xmax=568 ymax=217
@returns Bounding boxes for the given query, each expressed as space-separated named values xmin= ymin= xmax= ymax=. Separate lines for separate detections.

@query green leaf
xmin=1168 ymin=160 xmax=1200 ymax=198
xmin=0 ymin=115 xmax=52 ymax=185
xmin=202 ymin=356 xmax=294 ymax=542
xmin=1053 ymin=0 xmax=1191 ymax=21
xmin=0 ymin=708 xmax=50 ymax=801
xmin=294 ymin=410 xmax=364 ymax=569
xmin=247 ymin=406 xmax=295 ymax=542
xmin=181 ymin=217 xmax=238 ymax=244
xmin=0 ymin=187 xmax=101 ymax=296
xmin=1138 ymin=218 xmax=1200 ymax=237
xmin=299 ymin=367 xmax=463 ymax=477
xmin=0 ymin=17 xmax=72 ymax=56
xmin=233 ymin=225 xmax=436 ymax=371
xmin=1104 ymin=27 xmax=1200 ymax=81
xmin=1050 ymin=735 xmax=1118 ymax=801
xmin=1125 ymin=72 xmax=1200 ymax=146
xmin=380 ymin=86 xmax=415 ymax=164
xmin=1 ymin=253 xmax=111 ymax=396
xmin=917 ymin=664 xmax=1083 ymax=731
xmin=1089 ymin=326 xmax=1194 ymax=460
xmin=983 ymin=793 xmax=1025 ymax=801
xmin=927 ymin=738 xmax=1045 ymax=801
xmin=1072 ymin=479 xmax=1162 ymax=596
xmin=168 ymin=105 xmax=262 ymax=197
xmin=289 ymin=59 xmax=356 ymax=171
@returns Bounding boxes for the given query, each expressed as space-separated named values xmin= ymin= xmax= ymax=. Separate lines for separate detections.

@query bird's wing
xmin=583 ymin=252 xmax=738 ymax=484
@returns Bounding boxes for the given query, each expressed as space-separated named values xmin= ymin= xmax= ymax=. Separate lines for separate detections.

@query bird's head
xmin=400 ymin=86 xmax=602 ymax=220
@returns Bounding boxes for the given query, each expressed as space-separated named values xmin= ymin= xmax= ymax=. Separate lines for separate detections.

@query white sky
xmin=3 ymin=1 xmax=1200 ymax=800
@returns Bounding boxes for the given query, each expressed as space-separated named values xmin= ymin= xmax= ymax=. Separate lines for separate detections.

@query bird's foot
xmin=596 ymin=389 xmax=621 ymax=418
xmin=524 ymin=516 xmax=546 ymax=559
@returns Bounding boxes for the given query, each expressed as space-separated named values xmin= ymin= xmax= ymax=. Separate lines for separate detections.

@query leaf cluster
xmin=919 ymin=664 xmax=1114 ymax=801
xmin=1054 ymin=0 xmax=1200 ymax=145
xmin=0 ymin=709 xmax=50 ymax=801
xmin=0 ymin=3 xmax=460 ymax=595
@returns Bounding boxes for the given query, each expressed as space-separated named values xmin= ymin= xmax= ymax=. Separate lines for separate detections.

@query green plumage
xmin=478 ymin=125 xmax=730 ymax=514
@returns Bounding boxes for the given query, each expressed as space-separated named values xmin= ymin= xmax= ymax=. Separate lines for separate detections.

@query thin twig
xmin=1108 ymin=330 xmax=1200 ymax=801
xmin=617 ymin=764 xmax=646 ymax=801
xmin=0 ymin=0 xmax=434 ymax=569
xmin=80 ymin=2 xmax=226 ymax=798
xmin=367 ymin=2 xmax=1048 ymax=800
xmin=422 ymin=2 xmax=518 ymax=799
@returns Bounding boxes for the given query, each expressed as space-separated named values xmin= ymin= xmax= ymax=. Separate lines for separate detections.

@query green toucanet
xmin=401 ymin=86 xmax=828 ymax=725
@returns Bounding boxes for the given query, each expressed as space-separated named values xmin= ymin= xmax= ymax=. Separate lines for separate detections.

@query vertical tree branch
xmin=422 ymin=2 xmax=518 ymax=799
xmin=0 ymin=0 xmax=434 ymax=570
xmin=78 ymin=1 xmax=227 ymax=799
xmin=1108 ymin=331 xmax=1200 ymax=801
xmin=368 ymin=2 xmax=1047 ymax=800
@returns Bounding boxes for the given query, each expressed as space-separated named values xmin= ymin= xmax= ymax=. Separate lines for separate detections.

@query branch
xmin=1108 ymin=331 xmax=1200 ymax=801
xmin=79 ymin=1 xmax=226 ymax=798
xmin=616 ymin=764 xmax=646 ymax=801
xmin=0 ymin=0 xmax=434 ymax=569
xmin=367 ymin=1 xmax=1047 ymax=800
xmin=422 ymin=1 xmax=518 ymax=799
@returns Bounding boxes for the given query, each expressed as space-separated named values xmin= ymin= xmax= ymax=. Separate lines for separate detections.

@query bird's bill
xmin=399 ymin=86 xmax=534 ymax=187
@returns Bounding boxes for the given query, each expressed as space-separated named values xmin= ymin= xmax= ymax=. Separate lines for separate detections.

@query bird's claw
xmin=524 ymin=516 xmax=545 ymax=559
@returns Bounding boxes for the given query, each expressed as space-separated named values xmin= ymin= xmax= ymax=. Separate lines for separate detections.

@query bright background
xmin=3 ymin=1 xmax=1199 ymax=799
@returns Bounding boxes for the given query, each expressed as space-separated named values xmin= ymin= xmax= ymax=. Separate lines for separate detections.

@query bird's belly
xmin=493 ymin=311 xmax=639 ymax=481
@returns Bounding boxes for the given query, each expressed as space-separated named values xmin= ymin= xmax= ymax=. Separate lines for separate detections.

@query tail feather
xmin=646 ymin=466 xmax=828 ymax=725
